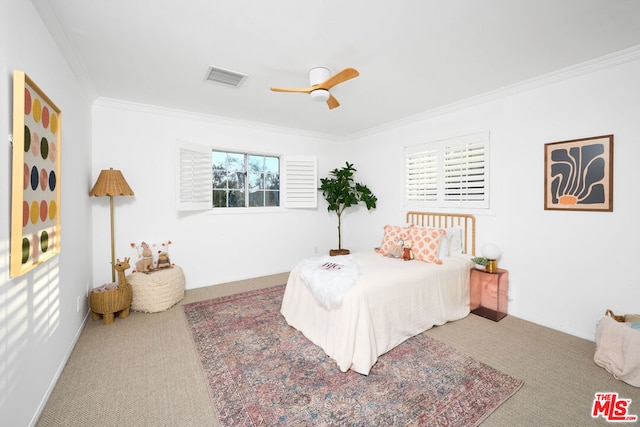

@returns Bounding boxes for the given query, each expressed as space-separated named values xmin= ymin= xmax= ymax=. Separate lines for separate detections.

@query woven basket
xmin=128 ymin=266 xmax=185 ymax=313
xmin=89 ymin=282 xmax=133 ymax=325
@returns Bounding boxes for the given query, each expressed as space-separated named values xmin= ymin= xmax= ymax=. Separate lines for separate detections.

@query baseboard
xmin=29 ymin=309 xmax=90 ymax=427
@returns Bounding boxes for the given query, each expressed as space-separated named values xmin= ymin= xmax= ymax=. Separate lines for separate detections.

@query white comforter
xmin=281 ymin=252 xmax=472 ymax=375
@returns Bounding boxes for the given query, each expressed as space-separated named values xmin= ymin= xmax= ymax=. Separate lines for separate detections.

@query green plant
xmin=471 ymin=256 xmax=489 ymax=266
xmin=320 ymin=162 xmax=377 ymax=251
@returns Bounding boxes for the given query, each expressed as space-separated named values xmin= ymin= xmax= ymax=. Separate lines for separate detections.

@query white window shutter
xmin=404 ymin=131 xmax=489 ymax=209
xmin=443 ymin=140 xmax=486 ymax=203
xmin=283 ymin=157 xmax=317 ymax=208
xmin=405 ymin=147 xmax=438 ymax=203
xmin=177 ymin=141 xmax=212 ymax=211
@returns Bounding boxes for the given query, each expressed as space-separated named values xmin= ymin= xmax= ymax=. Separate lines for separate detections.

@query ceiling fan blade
xmin=326 ymin=94 xmax=340 ymax=109
xmin=318 ymin=68 xmax=359 ymax=90
xmin=270 ymin=86 xmax=313 ymax=94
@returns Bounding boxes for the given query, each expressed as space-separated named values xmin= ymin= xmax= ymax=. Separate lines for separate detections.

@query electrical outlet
xmin=77 ymin=295 xmax=81 ymax=312
xmin=314 ymin=246 xmax=319 ymax=254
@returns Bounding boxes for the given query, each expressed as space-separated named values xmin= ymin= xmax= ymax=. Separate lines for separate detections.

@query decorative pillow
xmin=445 ymin=226 xmax=464 ymax=256
xmin=376 ymin=224 xmax=412 ymax=255
xmin=438 ymin=232 xmax=450 ymax=259
xmin=409 ymin=226 xmax=445 ymax=264
xmin=131 ymin=240 xmax=172 ymax=271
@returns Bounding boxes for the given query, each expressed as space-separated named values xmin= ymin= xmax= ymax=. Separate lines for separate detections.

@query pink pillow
xmin=409 ymin=227 xmax=445 ymax=264
xmin=377 ymin=224 xmax=412 ymax=254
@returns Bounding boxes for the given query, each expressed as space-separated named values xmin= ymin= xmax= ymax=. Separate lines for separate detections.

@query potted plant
xmin=471 ymin=256 xmax=490 ymax=270
xmin=320 ymin=162 xmax=377 ymax=256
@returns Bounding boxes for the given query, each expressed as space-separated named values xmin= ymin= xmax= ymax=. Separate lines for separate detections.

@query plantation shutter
xmin=404 ymin=132 xmax=489 ymax=209
xmin=443 ymin=138 xmax=486 ymax=203
xmin=177 ymin=141 xmax=212 ymax=211
xmin=283 ymin=157 xmax=317 ymax=208
xmin=405 ymin=146 xmax=438 ymax=203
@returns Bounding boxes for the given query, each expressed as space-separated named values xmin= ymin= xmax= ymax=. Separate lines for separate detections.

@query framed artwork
xmin=10 ymin=71 xmax=62 ymax=277
xmin=544 ymin=135 xmax=613 ymax=212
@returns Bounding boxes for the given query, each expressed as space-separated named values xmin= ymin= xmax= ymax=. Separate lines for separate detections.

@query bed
xmin=280 ymin=211 xmax=476 ymax=375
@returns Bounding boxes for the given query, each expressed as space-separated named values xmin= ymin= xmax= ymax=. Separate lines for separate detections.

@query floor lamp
xmin=89 ymin=168 xmax=134 ymax=282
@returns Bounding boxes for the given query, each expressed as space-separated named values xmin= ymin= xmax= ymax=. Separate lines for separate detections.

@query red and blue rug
xmin=184 ymin=285 xmax=522 ymax=426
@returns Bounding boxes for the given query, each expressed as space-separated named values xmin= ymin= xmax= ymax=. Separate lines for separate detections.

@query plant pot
xmin=329 ymin=249 xmax=350 ymax=256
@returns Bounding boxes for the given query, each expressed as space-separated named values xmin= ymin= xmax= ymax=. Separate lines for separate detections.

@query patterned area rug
xmin=184 ymin=285 xmax=523 ymax=426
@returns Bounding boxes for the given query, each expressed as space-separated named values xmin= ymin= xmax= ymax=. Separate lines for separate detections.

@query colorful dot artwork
xmin=14 ymin=75 xmax=61 ymax=274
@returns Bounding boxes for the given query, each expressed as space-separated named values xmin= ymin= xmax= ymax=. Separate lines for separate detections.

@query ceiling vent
xmin=204 ymin=65 xmax=247 ymax=87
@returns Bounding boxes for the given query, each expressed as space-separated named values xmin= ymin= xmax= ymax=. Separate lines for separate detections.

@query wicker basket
xmin=128 ymin=266 xmax=185 ymax=313
xmin=89 ymin=282 xmax=133 ymax=325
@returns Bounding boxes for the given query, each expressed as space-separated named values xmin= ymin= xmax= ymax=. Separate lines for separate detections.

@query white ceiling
xmin=34 ymin=0 xmax=640 ymax=137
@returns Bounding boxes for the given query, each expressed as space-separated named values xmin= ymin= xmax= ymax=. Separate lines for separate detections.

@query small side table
xmin=470 ymin=268 xmax=508 ymax=321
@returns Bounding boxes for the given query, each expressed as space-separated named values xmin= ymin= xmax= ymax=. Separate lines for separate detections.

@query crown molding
xmin=32 ymin=0 xmax=99 ymax=101
xmin=350 ymin=45 xmax=640 ymax=139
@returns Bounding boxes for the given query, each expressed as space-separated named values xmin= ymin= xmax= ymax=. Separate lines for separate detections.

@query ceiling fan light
xmin=310 ymin=89 xmax=330 ymax=102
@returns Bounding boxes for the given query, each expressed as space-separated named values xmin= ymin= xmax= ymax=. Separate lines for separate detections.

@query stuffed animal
xmin=385 ymin=238 xmax=405 ymax=259
xmin=135 ymin=242 xmax=155 ymax=273
xmin=156 ymin=252 xmax=171 ymax=269
xmin=606 ymin=309 xmax=640 ymax=323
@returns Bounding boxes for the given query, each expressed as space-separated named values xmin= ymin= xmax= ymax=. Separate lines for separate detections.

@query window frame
xmin=212 ymin=149 xmax=282 ymax=209
xmin=404 ymin=131 xmax=490 ymax=209
xmin=177 ymin=141 xmax=317 ymax=212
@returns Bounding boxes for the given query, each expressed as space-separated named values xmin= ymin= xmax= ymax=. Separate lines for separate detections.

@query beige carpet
xmin=37 ymin=272 xmax=639 ymax=426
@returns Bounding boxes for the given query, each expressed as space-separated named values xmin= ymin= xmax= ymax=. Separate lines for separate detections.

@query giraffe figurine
xmin=89 ymin=257 xmax=133 ymax=325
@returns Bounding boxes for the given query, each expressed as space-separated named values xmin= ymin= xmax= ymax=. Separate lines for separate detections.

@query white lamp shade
xmin=481 ymin=243 xmax=501 ymax=260
xmin=310 ymin=89 xmax=330 ymax=102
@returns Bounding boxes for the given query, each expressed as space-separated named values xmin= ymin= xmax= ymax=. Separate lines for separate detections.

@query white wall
xmin=345 ymin=53 xmax=640 ymax=341
xmin=91 ymin=100 xmax=344 ymax=288
xmin=0 ymin=1 xmax=94 ymax=425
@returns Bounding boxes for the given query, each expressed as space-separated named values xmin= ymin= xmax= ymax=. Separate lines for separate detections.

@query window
xmin=213 ymin=151 xmax=280 ymax=207
xmin=405 ymin=132 xmax=489 ymax=209
xmin=177 ymin=141 xmax=317 ymax=211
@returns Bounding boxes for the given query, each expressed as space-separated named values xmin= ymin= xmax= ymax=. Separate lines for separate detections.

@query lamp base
xmin=486 ymin=259 xmax=498 ymax=273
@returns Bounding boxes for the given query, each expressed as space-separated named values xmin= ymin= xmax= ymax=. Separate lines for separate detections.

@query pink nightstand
xmin=470 ymin=268 xmax=508 ymax=321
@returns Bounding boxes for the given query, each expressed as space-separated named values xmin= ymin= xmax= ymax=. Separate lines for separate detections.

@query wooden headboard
xmin=405 ymin=211 xmax=476 ymax=256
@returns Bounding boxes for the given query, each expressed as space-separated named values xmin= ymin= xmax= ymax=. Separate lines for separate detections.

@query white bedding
xmin=299 ymin=255 xmax=359 ymax=309
xmin=280 ymin=251 xmax=473 ymax=375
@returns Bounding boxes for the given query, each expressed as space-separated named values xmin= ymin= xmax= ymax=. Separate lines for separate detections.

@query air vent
xmin=204 ymin=65 xmax=247 ymax=87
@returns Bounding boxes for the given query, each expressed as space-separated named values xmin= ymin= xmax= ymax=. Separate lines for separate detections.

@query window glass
xmin=213 ymin=150 xmax=280 ymax=208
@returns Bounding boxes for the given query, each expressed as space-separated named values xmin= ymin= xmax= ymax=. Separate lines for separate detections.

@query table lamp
xmin=89 ymin=168 xmax=134 ymax=282
xmin=481 ymin=243 xmax=501 ymax=274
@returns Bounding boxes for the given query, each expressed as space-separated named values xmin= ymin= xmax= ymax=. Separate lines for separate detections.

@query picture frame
xmin=544 ymin=135 xmax=613 ymax=212
xmin=10 ymin=71 xmax=62 ymax=277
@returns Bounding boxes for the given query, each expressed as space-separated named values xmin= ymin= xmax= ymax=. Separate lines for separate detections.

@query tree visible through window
xmin=178 ymin=141 xmax=316 ymax=212
xmin=212 ymin=150 xmax=280 ymax=208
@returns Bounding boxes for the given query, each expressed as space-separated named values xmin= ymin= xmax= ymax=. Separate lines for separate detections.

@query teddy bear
xmin=156 ymin=252 xmax=171 ymax=269
xmin=135 ymin=242 xmax=155 ymax=273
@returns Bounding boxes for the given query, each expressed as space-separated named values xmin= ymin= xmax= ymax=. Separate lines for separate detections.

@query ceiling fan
xmin=270 ymin=67 xmax=359 ymax=109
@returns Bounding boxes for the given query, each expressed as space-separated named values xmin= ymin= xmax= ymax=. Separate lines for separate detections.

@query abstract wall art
xmin=11 ymin=71 xmax=62 ymax=277
xmin=544 ymin=135 xmax=613 ymax=212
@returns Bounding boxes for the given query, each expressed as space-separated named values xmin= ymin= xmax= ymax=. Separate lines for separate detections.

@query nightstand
xmin=470 ymin=268 xmax=508 ymax=321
